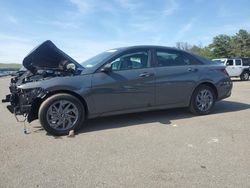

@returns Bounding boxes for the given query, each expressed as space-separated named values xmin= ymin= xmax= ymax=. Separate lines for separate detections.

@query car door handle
xmin=187 ymin=68 xmax=198 ymax=72
xmin=139 ymin=72 xmax=154 ymax=78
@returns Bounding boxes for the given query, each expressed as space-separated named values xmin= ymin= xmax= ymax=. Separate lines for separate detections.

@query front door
xmin=225 ymin=59 xmax=236 ymax=76
xmin=91 ymin=50 xmax=155 ymax=114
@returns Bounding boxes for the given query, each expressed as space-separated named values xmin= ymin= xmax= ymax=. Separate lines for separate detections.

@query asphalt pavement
xmin=0 ymin=76 xmax=250 ymax=188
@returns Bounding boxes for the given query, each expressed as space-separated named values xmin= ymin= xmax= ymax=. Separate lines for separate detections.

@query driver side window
xmin=111 ymin=51 xmax=149 ymax=71
xmin=226 ymin=60 xmax=234 ymax=66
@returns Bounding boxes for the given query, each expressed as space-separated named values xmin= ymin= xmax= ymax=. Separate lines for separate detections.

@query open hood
xmin=23 ymin=40 xmax=83 ymax=71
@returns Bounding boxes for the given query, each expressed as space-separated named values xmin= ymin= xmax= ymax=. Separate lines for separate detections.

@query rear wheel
xmin=189 ymin=85 xmax=216 ymax=115
xmin=39 ymin=93 xmax=85 ymax=136
xmin=240 ymin=71 xmax=249 ymax=81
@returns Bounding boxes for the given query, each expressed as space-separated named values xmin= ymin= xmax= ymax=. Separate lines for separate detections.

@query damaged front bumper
xmin=2 ymin=83 xmax=48 ymax=122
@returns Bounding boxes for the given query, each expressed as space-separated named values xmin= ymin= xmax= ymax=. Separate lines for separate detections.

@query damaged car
xmin=2 ymin=40 xmax=233 ymax=135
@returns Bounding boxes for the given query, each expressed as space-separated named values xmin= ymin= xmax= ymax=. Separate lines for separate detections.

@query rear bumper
xmin=217 ymin=79 xmax=233 ymax=100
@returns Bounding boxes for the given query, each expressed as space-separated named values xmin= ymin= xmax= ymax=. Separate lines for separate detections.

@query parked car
xmin=212 ymin=58 xmax=250 ymax=81
xmin=2 ymin=40 xmax=232 ymax=135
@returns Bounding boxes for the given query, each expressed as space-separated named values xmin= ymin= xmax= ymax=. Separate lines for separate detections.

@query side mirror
xmin=101 ymin=64 xmax=112 ymax=73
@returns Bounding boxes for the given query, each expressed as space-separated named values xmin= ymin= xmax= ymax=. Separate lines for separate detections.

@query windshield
xmin=81 ymin=50 xmax=117 ymax=69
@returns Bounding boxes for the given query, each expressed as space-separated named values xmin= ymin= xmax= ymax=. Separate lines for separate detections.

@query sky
xmin=0 ymin=0 xmax=250 ymax=64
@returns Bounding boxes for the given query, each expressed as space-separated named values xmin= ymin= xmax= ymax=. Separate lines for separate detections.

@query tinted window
xmin=184 ymin=53 xmax=203 ymax=65
xmin=193 ymin=54 xmax=213 ymax=64
xmin=213 ymin=59 xmax=225 ymax=64
xmin=243 ymin=58 xmax=250 ymax=66
xmin=235 ymin=60 xmax=241 ymax=66
xmin=226 ymin=60 xmax=233 ymax=66
xmin=111 ymin=51 xmax=149 ymax=71
xmin=156 ymin=50 xmax=201 ymax=67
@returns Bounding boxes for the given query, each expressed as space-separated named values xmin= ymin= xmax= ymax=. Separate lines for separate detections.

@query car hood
xmin=23 ymin=40 xmax=83 ymax=71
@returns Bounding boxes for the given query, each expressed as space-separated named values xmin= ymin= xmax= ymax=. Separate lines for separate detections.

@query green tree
xmin=175 ymin=29 xmax=250 ymax=59
xmin=176 ymin=42 xmax=215 ymax=59
xmin=189 ymin=45 xmax=215 ymax=59
xmin=210 ymin=34 xmax=232 ymax=58
xmin=230 ymin=29 xmax=250 ymax=57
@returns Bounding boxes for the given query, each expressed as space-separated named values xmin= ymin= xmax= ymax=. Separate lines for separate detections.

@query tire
xmin=39 ymin=93 xmax=85 ymax=136
xmin=189 ymin=85 xmax=216 ymax=115
xmin=240 ymin=71 xmax=249 ymax=81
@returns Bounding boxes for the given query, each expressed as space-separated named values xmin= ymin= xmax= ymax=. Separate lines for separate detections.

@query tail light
xmin=221 ymin=69 xmax=229 ymax=77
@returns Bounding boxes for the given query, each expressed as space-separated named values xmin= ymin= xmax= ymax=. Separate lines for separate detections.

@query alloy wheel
xmin=46 ymin=100 xmax=79 ymax=131
xmin=196 ymin=89 xmax=214 ymax=112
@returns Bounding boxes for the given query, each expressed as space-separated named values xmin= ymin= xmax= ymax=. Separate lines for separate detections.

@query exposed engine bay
xmin=2 ymin=40 xmax=84 ymax=122
xmin=13 ymin=64 xmax=79 ymax=86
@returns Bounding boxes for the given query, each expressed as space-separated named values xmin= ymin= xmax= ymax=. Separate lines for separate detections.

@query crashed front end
xmin=2 ymin=74 xmax=48 ymax=122
xmin=2 ymin=40 xmax=83 ymax=122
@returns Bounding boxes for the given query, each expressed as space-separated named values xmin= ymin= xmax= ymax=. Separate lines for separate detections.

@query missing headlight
xmin=20 ymin=88 xmax=48 ymax=105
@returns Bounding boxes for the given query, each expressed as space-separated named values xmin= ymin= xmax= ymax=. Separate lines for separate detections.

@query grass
xmin=0 ymin=63 xmax=22 ymax=70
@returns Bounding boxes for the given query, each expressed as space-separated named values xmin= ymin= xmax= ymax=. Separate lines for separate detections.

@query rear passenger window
xmin=226 ymin=60 xmax=233 ymax=66
xmin=235 ymin=60 xmax=241 ymax=66
xmin=156 ymin=50 xmax=202 ymax=67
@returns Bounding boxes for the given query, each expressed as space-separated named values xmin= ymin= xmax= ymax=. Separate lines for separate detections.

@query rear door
xmin=91 ymin=49 xmax=155 ymax=114
xmin=153 ymin=49 xmax=201 ymax=105
xmin=234 ymin=59 xmax=243 ymax=76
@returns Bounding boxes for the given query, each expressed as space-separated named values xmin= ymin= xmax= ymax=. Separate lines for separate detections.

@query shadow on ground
xmin=232 ymin=80 xmax=249 ymax=82
xmin=230 ymin=78 xmax=250 ymax=82
xmin=78 ymin=100 xmax=250 ymax=134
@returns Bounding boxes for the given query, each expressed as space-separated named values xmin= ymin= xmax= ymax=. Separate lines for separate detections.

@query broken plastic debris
xmin=24 ymin=128 xmax=30 ymax=134
xmin=68 ymin=130 xmax=75 ymax=137
xmin=23 ymin=121 xmax=30 ymax=135
xmin=200 ymin=165 xmax=206 ymax=169
xmin=208 ymin=137 xmax=219 ymax=144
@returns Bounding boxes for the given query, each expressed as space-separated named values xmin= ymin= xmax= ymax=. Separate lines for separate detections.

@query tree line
xmin=176 ymin=29 xmax=250 ymax=59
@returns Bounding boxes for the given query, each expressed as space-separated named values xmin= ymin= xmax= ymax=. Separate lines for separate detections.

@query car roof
xmin=212 ymin=58 xmax=227 ymax=60
xmin=214 ymin=58 xmax=243 ymax=60
xmin=110 ymin=45 xmax=187 ymax=53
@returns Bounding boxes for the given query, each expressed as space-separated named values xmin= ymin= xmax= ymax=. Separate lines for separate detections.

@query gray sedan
xmin=2 ymin=40 xmax=232 ymax=135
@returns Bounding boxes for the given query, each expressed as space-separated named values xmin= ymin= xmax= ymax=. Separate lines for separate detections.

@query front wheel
xmin=189 ymin=85 xmax=216 ymax=115
xmin=39 ymin=93 xmax=85 ymax=136
xmin=240 ymin=71 xmax=249 ymax=81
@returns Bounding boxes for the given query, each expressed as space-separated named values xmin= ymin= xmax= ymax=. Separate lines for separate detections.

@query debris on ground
xmin=200 ymin=165 xmax=207 ymax=169
xmin=68 ymin=130 xmax=75 ymax=137
xmin=208 ymin=137 xmax=219 ymax=144
xmin=23 ymin=128 xmax=30 ymax=134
